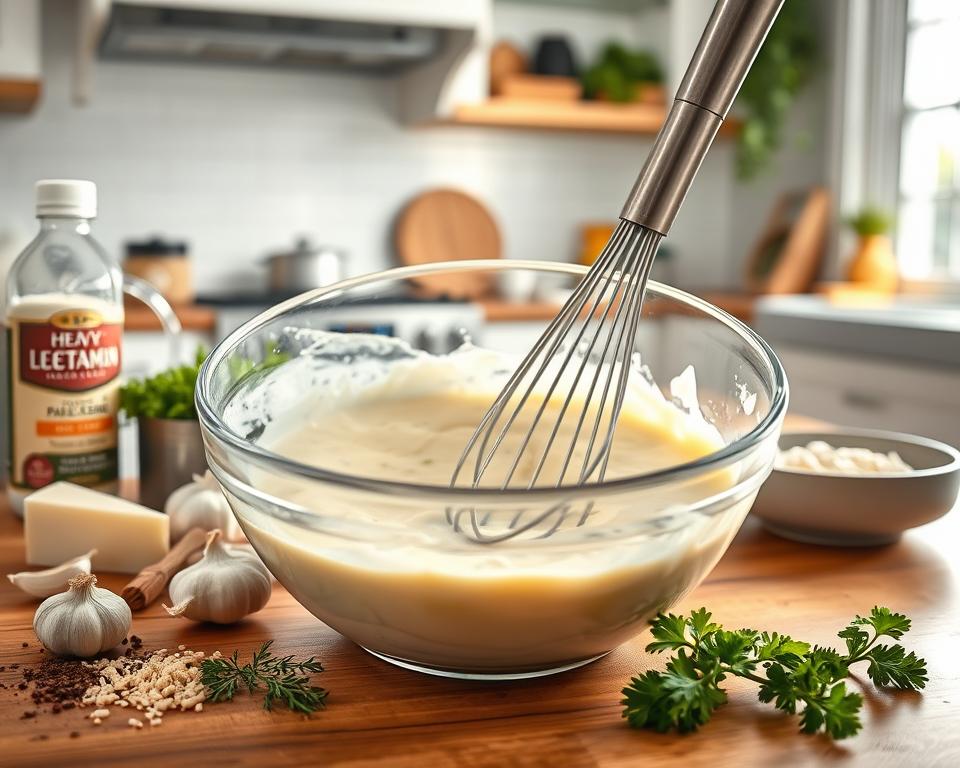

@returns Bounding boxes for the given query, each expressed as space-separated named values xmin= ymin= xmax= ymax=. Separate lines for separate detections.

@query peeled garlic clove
xmin=163 ymin=529 xmax=271 ymax=624
xmin=34 ymin=573 xmax=132 ymax=658
xmin=8 ymin=549 xmax=97 ymax=599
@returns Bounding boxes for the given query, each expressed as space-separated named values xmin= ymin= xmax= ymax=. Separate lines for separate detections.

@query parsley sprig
xmin=201 ymin=641 xmax=328 ymax=715
xmin=622 ymin=607 xmax=926 ymax=740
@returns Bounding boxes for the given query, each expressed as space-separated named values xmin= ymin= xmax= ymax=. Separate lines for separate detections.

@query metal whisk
xmin=450 ymin=0 xmax=783 ymax=539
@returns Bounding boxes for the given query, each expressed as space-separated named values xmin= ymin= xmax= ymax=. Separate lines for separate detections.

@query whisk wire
xmin=531 ymin=225 xmax=650 ymax=488
xmin=452 ymin=220 xmax=664 ymax=493
xmin=573 ymin=230 xmax=660 ymax=484
xmin=502 ymin=224 xmax=642 ymax=489
xmin=450 ymin=221 xmax=631 ymax=488
xmin=590 ymin=237 xmax=659 ymax=483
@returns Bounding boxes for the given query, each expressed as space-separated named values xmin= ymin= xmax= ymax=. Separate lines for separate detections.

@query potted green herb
xmin=582 ymin=43 xmax=665 ymax=104
xmin=120 ymin=348 xmax=208 ymax=510
xmin=845 ymin=207 xmax=898 ymax=293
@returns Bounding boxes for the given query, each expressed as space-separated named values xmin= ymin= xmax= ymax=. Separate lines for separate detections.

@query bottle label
xmin=6 ymin=308 xmax=122 ymax=490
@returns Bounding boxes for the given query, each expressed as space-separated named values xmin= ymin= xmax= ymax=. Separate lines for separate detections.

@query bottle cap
xmin=35 ymin=179 xmax=97 ymax=219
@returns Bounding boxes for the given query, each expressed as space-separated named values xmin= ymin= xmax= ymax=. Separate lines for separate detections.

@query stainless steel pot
xmin=264 ymin=238 xmax=345 ymax=292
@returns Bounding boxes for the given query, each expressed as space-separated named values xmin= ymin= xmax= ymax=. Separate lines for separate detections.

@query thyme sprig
xmin=201 ymin=641 xmax=328 ymax=715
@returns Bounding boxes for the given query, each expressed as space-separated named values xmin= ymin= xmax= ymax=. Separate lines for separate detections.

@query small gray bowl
xmin=752 ymin=428 xmax=960 ymax=546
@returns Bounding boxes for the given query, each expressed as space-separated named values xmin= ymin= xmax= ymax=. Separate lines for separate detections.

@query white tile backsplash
xmin=0 ymin=0 xmax=827 ymax=295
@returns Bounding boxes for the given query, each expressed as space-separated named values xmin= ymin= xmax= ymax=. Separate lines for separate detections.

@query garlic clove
xmin=165 ymin=529 xmax=272 ymax=624
xmin=165 ymin=470 xmax=246 ymax=544
xmin=33 ymin=573 xmax=132 ymax=658
xmin=7 ymin=549 xmax=97 ymax=598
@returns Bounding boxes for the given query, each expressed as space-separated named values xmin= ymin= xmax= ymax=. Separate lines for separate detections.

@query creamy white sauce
xmin=777 ymin=440 xmax=913 ymax=475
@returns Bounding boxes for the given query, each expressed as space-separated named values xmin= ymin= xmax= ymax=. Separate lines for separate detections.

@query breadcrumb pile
xmin=81 ymin=645 xmax=216 ymax=728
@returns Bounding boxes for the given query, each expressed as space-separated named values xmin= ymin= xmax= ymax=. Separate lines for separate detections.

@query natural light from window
xmin=898 ymin=0 xmax=960 ymax=280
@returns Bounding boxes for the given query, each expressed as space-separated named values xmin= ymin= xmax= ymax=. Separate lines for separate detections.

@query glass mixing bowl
xmin=196 ymin=261 xmax=787 ymax=680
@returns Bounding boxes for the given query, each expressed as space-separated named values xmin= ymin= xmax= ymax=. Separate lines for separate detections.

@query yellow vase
xmin=846 ymin=234 xmax=898 ymax=293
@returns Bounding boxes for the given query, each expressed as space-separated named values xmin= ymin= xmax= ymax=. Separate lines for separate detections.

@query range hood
xmin=88 ymin=0 xmax=487 ymax=71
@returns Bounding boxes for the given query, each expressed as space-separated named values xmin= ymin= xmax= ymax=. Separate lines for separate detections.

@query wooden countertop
xmin=2 ymin=440 xmax=956 ymax=766
xmin=481 ymin=292 xmax=756 ymax=324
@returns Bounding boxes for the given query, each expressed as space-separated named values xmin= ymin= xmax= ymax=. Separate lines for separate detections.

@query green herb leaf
xmin=852 ymin=606 xmax=911 ymax=641
xmin=645 ymin=613 xmax=691 ymax=654
xmin=757 ymin=631 xmax=811 ymax=663
xmin=200 ymin=641 xmax=328 ymax=715
xmin=758 ymin=662 xmax=802 ymax=714
xmin=863 ymin=644 xmax=928 ymax=691
xmin=838 ymin=625 xmax=870 ymax=658
xmin=799 ymin=682 xmax=863 ymax=739
xmin=621 ymin=651 xmax=726 ymax=733
xmin=688 ymin=607 xmax=719 ymax=642
xmin=623 ymin=607 xmax=925 ymax=741
xmin=701 ymin=629 xmax=758 ymax=675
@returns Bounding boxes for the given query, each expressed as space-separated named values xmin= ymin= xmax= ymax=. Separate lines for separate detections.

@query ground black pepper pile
xmin=12 ymin=640 xmax=145 ymax=720
xmin=19 ymin=656 xmax=100 ymax=717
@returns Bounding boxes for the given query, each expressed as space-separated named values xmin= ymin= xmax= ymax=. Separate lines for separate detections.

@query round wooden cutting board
xmin=394 ymin=188 xmax=502 ymax=299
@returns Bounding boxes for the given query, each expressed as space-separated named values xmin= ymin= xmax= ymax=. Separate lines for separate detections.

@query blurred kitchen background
xmin=1 ymin=0 xmax=958 ymax=444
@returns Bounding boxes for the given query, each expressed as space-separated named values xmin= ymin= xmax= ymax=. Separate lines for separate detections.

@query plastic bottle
xmin=3 ymin=180 xmax=123 ymax=515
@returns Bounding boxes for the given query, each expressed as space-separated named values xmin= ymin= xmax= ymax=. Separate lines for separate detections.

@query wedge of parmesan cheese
xmin=24 ymin=482 xmax=169 ymax=573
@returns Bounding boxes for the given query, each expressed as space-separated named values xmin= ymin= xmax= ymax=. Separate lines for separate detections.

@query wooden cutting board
xmin=394 ymin=188 xmax=502 ymax=299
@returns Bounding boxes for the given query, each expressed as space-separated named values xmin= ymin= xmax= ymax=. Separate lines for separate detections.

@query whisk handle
xmin=676 ymin=0 xmax=784 ymax=119
xmin=621 ymin=0 xmax=783 ymax=235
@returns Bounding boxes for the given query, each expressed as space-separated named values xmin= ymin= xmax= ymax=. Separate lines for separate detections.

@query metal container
xmin=264 ymin=238 xmax=345 ymax=293
xmin=137 ymin=417 xmax=207 ymax=510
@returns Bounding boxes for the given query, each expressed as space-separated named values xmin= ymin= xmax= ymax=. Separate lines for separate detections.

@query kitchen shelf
xmin=0 ymin=79 xmax=40 ymax=113
xmin=124 ymin=303 xmax=216 ymax=333
xmin=443 ymin=99 xmax=741 ymax=137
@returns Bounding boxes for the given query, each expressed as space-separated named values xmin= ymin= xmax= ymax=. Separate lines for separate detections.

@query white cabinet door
xmin=775 ymin=344 xmax=960 ymax=445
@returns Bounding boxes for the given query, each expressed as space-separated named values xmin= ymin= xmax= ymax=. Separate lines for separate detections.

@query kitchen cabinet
xmin=0 ymin=0 xmax=41 ymax=113
xmin=773 ymin=344 xmax=960 ymax=446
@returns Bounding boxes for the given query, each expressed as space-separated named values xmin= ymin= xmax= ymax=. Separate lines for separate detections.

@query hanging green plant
xmin=735 ymin=0 xmax=818 ymax=180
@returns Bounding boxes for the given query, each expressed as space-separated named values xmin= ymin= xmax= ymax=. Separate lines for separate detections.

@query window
xmin=898 ymin=0 xmax=960 ymax=280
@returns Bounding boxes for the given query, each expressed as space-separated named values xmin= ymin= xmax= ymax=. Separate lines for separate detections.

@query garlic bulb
xmin=164 ymin=529 xmax=271 ymax=624
xmin=8 ymin=549 xmax=97 ymax=598
xmin=34 ymin=573 xmax=132 ymax=658
xmin=165 ymin=470 xmax=245 ymax=543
